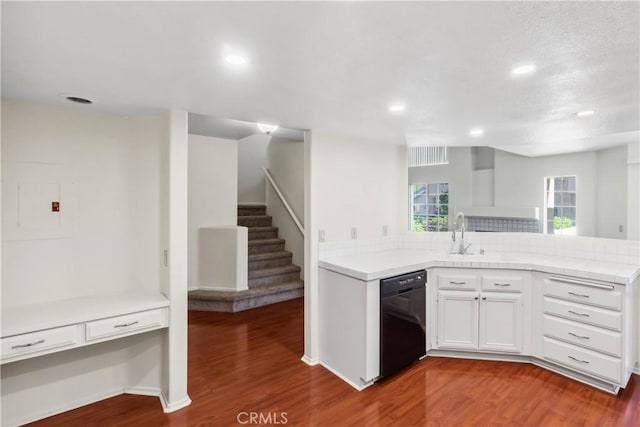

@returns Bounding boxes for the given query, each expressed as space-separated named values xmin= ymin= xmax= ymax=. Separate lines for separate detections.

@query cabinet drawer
xmin=85 ymin=308 xmax=167 ymax=342
xmin=1 ymin=325 xmax=78 ymax=361
xmin=438 ymin=272 xmax=478 ymax=291
xmin=543 ymin=276 xmax=621 ymax=311
xmin=543 ymin=314 xmax=622 ymax=357
xmin=481 ymin=274 xmax=523 ymax=293
xmin=543 ymin=337 xmax=622 ymax=383
xmin=543 ymin=297 xmax=621 ymax=331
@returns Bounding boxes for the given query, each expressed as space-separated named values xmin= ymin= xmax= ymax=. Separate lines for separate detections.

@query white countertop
xmin=319 ymin=249 xmax=640 ymax=284
xmin=1 ymin=292 xmax=170 ymax=337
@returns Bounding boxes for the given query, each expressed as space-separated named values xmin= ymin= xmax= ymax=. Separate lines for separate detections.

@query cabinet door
xmin=479 ymin=294 xmax=522 ymax=353
xmin=437 ymin=291 xmax=479 ymax=350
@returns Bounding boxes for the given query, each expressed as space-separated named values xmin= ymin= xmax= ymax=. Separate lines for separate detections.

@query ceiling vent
xmin=408 ymin=146 xmax=449 ymax=167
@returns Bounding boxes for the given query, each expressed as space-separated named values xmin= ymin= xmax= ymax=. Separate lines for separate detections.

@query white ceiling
xmin=2 ymin=2 xmax=638 ymax=156
xmin=188 ymin=113 xmax=304 ymax=141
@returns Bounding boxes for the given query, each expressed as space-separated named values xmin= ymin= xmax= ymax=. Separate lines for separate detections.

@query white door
xmin=437 ymin=291 xmax=479 ymax=350
xmin=479 ymin=293 xmax=522 ymax=353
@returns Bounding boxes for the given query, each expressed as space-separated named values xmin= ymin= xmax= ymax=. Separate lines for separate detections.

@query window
xmin=544 ymin=176 xmax=576 ymax=235
xmin=410 ymin=183 xmax=449 ymax=232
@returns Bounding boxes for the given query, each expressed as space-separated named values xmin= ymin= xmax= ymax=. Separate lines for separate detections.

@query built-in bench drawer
xmin=543 ymin=276 xmax=621 ymax=311
xmin=543 ymin=337 xmax=622 ymax=384
xmin=438 ymin=272 xmax=478 ymax=291
xmin=1 ymin=325 xmax=79 ymax=361
xmin=85 ymin=308 xmax=167 ymax=342
xmin=543 ymin=297 xmax=621 ymax=331
xmin=481 ymin=274 xmax=524 ymax=293
xmin=543 ymin=314 xmax=622 ymax=357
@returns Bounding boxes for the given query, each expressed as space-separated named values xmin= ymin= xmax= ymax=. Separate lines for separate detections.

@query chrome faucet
xmin=450 ymin=211 xmax=470 ymax=254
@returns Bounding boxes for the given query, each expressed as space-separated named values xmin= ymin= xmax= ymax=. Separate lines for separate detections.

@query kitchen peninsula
xmin=318 ymin=233 xmax=639 ymax=395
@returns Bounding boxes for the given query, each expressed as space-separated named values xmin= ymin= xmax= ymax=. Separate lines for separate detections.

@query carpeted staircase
xmin=188 ymin=205 xmax=304 ymax=312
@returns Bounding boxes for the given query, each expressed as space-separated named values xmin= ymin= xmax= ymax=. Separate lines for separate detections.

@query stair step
xmin=248 ymin=226 xmax=279 ymax=241
xmin=188 ymin=281 xmax=304 ymax=312
xmin=238 ymin=215 xmax=272 ymax=228
xmin=248 ymin=238 xmax=285 ymax=255
xmin=249 ymin=251 xmax=293 ymax=270
xmin=249 ymin=264 xmax=300 ymax=279
xmin=249 ymin=267 xmax=301 ymax=288
xmin=238 ymin=205 xmax=267 ymax=217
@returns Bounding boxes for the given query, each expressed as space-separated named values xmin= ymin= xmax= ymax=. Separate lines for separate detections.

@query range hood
xmin=457 ymin=206 xmax=540 ymax=220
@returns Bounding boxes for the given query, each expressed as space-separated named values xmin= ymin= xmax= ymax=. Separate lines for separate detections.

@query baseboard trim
xmin=634 ymin=364 xmax=640 ymax=376
xmin=160 ymin=393 xmax=192 ymax=413
xmin=318 ymin=361 xmax=372 ymax=391
xmin=238 ymin=202 xmax=266 ymax=206
xmin=301 ymin=354 xmax=319 ymax=366
xmin=5 ymin=386 xmax=124 ymax=427
xmin=123 ymin=385 xmax=162 ymax=397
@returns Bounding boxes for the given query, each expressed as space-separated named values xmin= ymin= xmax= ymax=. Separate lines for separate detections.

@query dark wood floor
xmin=30 ymin=298 xmax=640 ymax=426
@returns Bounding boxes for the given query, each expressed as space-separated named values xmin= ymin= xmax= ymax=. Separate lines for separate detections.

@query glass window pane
xmin=554 ymin=177 xmax=562 ymax=188
xmin=439 ymin=183 xmax=449 ymax=193
xmin=413 ymin=194 xmax=426 ymax=204
xmin=427 ymin=205 xmax=438 ymax=215
xmin=427 ymin=183 xmax=438 ymax=195
xmin=414 ymin=204 xmax=426 ymax=215
xmin=553 ymin=192 xmax=561 ymax=206
xmin=428 ymin=195 xmax=438 ymax=205
xmin=563 ymin=192 xmax=576 ymax=206
xmin=440 ymin=204 xmax=448 ymax=215
xmin=564 ymin=207 xmax=576 ymax=221
xmin=566 ymin=177 xmax=576 ymax=191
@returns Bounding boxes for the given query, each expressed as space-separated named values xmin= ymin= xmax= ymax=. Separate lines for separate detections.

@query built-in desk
xmin=1 ymin=293 xmax=169 ymax=364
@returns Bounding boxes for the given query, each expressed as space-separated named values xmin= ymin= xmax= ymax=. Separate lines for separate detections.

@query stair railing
xmin=263 ymin=168 xmax=304 ymax=236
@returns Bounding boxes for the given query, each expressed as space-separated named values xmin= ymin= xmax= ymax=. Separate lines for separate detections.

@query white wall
xmin=237 ymin=134 xmax=270 ymax=204
xmin=0 ymin=99 xmax=180 ymax=424
xmin=266 ymin=137 xmax=304 ymax=276
xmin=312 ymin=132 xmax=407 ymax=242
xmin=304 ymin=131 xmax=407 ymax=363
xmin=409 ymin=147 xmax=474 ymax=228
xmin=628 ymin=142 xmax=640 ymax=241
xmin=1 ymin=99 xmax=162 ymax=305
xmin=495 ymin=149 xmax=598 ymax=235
xmin=596 ymin=145 xmax=628 ymax=239
xmin=187 ymin=134 xmax=238 ymax=290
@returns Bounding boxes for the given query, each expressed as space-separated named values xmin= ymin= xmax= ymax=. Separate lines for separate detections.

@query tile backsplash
xmin=467 ymin=216 xmax=539 ymax=233
xmin=319 ymin=232 xmax=640 ymax=266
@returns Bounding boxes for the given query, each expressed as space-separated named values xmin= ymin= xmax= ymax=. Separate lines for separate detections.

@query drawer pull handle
xmin=568 ymin=355 xmax=590 ymax=364
xmin=568 ymin=310 xmax=590 ymax=317
xmin=450 ymin=281 xmax=466 ymax=285
xmin=568 ymin=332 xmax=590 ymax=340
xmin=494 ymin=283 xmax=511 ymax=287
xmin=548 ymin=276 xmax=614 ymax=290
xmin=568 ymin=292 xmax=590 ymax=298
xmin=11 ymin=339 xmax=45 ymax=349
xmin=114 ymin=321 xmax=139 ymax=328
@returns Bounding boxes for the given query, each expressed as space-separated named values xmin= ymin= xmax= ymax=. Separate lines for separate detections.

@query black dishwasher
xmin=379 ymin=270 xmax=426 ymax=379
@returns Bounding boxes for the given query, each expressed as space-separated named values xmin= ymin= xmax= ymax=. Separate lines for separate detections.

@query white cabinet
xmin=437 ymin=291 xmax=478 ymax=349
xmin=435 ymin=269 xmax=529 ymax=354
xmin=479 ymin=294 xmax=521 ymax=353
xmin=536 ymin=273 xmax=636 ymax=393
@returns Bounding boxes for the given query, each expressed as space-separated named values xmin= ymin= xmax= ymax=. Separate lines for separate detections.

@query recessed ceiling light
xmin=257 ymin=123 xmax=278 ymax=134
xmin=576 ymin=110 xmax=596 ymax=117
xmin=388 ymin=104 xmax=405 ymax=113
xmin=65 ymin=96 xmax=93 ymax=104
xmin=225 ymin=54 xmax=248 ymax=65
xmin=511 ymin=64 xmax=537 ymax=76
xmin=469 ymin=128 xmax=485 ymax=137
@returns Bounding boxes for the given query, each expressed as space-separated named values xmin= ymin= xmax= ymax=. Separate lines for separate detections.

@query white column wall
xmin=187 ymin=134 xmax=238 ymax=290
